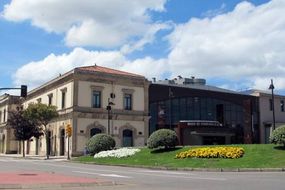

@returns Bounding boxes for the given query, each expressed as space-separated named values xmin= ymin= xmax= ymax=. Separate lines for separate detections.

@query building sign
xmin=182 ymin=120 xmax=222 ymax=127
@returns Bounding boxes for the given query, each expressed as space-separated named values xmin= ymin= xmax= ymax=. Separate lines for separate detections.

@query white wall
xmin=77 ymin=81 xmax=145 ymax=111
xmin=24 ymin=81 xmax=74 ymax=110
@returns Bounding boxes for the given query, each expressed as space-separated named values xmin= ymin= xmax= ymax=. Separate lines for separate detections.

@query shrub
xmin=86 ymin=134 xmax=116 ymax=155
xmin=176 ymin=147 xmax=245 ymax=159
xmin=270 ymin=126 xmax=285 ymax=147
xmin=147 ymin=129 xmax=178 ymax=149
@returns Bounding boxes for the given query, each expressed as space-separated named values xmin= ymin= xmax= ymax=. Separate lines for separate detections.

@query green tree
xmin=7 ymin=107 xmax=42 ymax=157
xmin=24 ymin=103 xmax=58 ymax=159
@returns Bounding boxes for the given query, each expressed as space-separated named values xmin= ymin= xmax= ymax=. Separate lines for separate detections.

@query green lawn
xmin=74 ymin=144 xmax=285 ymax=168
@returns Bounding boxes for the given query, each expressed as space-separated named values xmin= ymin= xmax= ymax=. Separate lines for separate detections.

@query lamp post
xmin=106 ymin=98 xmax=115 ymax=135
xmin=269 ymin=79 xmax=276 ymax=130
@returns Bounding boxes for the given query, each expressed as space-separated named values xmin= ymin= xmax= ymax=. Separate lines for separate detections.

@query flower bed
xmin=94 ymin=148 xmax=141 ymax=158
xmin=176 ymin=146 xmax=245 ymax=159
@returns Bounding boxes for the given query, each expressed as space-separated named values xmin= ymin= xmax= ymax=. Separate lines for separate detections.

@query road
xmin=0 ymin=157 xmax=284 ymax=190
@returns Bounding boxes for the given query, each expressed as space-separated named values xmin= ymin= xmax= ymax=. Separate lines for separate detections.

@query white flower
xmin=94 ymin=148 xmax=141 ymax=158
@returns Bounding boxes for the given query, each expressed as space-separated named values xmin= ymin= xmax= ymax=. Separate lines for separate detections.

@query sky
xmin=1 ymin=0 xmax=285 ymax=95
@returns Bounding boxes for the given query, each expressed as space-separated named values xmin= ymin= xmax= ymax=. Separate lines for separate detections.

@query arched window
xmin=90 ymin=128 xmax=102 ymax=137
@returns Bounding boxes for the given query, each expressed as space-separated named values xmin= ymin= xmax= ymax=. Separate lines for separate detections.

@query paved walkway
xmin=0 ymin=171 xmax=114 ymax=189
xmin=0 ymin=153 xmax=67 ymax=160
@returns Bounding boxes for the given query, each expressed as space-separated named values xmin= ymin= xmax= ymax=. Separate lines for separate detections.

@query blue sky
xmin=1 ymin=0 xmax=285 ymax=95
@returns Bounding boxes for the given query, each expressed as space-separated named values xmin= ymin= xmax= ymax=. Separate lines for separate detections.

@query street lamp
xmin=106 ymin=98 xmax=115 ymax=135
xmin=268 ymin=79 xmax=276 ymax=130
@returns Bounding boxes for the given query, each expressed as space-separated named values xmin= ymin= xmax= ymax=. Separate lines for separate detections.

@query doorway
xmin=122 ymin=129 xmax=133 ymax=147
xmin=47 ymin=131 xmax=52 ymax=156
xmin=60 ymin=129 xmax=65 ymax=156
xmin=90 ymin=128 xmax=102 ymax=138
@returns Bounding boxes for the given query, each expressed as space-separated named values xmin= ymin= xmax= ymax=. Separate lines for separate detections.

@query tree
xmin=7 ymin=107 xmax=42 ymax=157
xmin=24 ymin=103 xmax=58 ymax=159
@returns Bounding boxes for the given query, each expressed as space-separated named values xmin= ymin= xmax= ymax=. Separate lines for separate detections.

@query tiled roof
xmin=76 ymin=65 xmax=144 ymax=78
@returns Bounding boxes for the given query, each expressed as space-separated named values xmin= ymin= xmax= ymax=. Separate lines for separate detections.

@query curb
xmin=0 ymin=181 xmax=116 ymax=189
xmin=74 ymin=161 xmax=285 ymax=172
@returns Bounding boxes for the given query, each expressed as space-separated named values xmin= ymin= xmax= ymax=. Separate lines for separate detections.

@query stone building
xmin=0 ymin=94 xmax=20 ymax=154
xmin=22 ymin=65 xmax=149 ymax=156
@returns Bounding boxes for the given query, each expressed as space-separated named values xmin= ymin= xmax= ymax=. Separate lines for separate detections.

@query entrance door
xmin=26 ymin=140 xmax=30 ymax=155
xmin=60 ymin=129 xmax=65 ymax=156
xmin=264 ymin=125 xmax=271 ymax=144
xmin=0 ymin=135 xmax=4 ymax=153
xmin=47 ymin=131 xmax=51 ymax=156
xmin=35 ymin=138 xmax=39 ymax=155
xmin=122 ymin=129 xmax=133 ymax=147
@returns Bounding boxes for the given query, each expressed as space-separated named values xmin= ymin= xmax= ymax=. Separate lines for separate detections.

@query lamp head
xmin=269 ymin=79 xmax=274 ymax=90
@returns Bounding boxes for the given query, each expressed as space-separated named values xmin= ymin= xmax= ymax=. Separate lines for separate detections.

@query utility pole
xmin=106 ymin=98 xmax=115 ymax=135
xmin=269 ymin=79 xmax=276 ymax=130
xmin=66 ymin=124 xmax=72 ymax=160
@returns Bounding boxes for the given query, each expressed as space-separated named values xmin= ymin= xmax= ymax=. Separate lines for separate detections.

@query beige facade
xmin=250 ymin=90 xmax=285 ymax=143
xmin=19 ymin=65 xmax=149 ymax=156
xmin=0 ymin=94 xmax=20 ymax=154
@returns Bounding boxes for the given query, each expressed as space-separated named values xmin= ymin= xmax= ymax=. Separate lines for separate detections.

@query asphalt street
xmin=0 ymin=157 xmax=284 ymax=190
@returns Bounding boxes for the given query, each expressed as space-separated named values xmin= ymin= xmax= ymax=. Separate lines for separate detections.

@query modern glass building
xmin=149 ymin=77 xmax=259 ymax=145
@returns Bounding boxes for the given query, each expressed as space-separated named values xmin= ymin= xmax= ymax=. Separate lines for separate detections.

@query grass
xmin=74 ymin=144 xmax=285 ymax=168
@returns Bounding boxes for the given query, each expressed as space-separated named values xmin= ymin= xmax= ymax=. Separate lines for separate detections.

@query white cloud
xmin=120 ymin=22 xmax=172 ymax=54
xmin=10 ymin=0 xmax=285 ymax=93
xmin=2 ymin=0 xmax=167 ymax=48
xmin=202 ymin=3 xmax=227 ymax=18
xmin=166 ymin=0 xmax=285 ymax=91
xmin=13 ymin=48 xmax=125 ymax=88
xmin=13 ymin=48 xmax=168 ymax=89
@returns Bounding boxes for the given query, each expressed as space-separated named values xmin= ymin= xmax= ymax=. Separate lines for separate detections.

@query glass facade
xmin=149 ymin=83 xmax=260 ymax=145
xmin=150 ymin=97 xmax=245 ymax=134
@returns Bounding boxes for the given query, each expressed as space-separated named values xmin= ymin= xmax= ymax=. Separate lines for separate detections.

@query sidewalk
xmin=0 ymin=153 xmax=68 ymax=160
xmin=0 ymin=171 xmax=115 ymax=189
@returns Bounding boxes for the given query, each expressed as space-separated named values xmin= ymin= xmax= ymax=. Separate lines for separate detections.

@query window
xmin=92 ymin=91 xmax=101 ymax=108
xmin=37 ymin=98 xmax=42 ymax=103
xmin=124 ymin=94 xmax=132 ymax=110
xmin=269 ymin=99 xmax=273 ymax=111
xmin=3 ymin=109 xmax=6 ymax=122
xmin=48 ymin=94 xmax=53 ymax=106
xmin=281 ymin=100 xmax=284 ymax=112
xmin=0 ymin=111 xmax=2 ymax=123
xmin=61 ymin=91 xmax=66 ymax=109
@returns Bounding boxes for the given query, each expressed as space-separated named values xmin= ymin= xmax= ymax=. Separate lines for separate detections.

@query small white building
xmin=22 ymin=65 xmax=150 ymax=156
xmin=246 ymin=89 xmax=285 ymax=144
